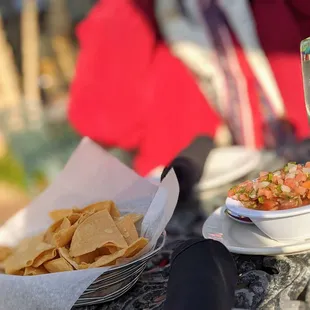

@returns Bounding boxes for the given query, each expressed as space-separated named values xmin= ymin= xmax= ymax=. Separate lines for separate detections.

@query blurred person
xmin=68 ymin=0 xmax=310 ymax=185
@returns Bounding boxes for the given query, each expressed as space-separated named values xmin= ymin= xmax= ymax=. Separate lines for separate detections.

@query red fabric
xmin=134 ymin=44 xmax=220 ymax=175
xmin=69 ymin=0 xmax=310 ymax=175
xmin=69 ymin=0 xmax=157 ymax=150
xmin=287 ymin=0 xmax=310 ymax=20
xmin=251 ymin=0 xmax=310 ymax=140
xmin=68 ymin=0 xmax=221 ymax=176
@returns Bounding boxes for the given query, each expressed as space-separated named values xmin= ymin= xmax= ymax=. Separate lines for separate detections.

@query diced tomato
xmin=261 ymin=200 xmax=278 ymax=210
xmin=302 ymin=199 xmax=310 ymax=206
xmin=295 ymin=186 xmax=307 ymax=195
xmin=257 ymin=188 xmax=265 ymax=197
xmin=239 ymin=194 xmax=249 ymax=201
xmin=296 ymin=173 xmax=307 ymax=182
xmin=227 ymin=189 xmax=235 ymax=197
xmin=245 ymin=183 xmax=253 ymax=192
xmin=284 ymin=179 xmax=297 ymax=189
xmin=272 ymin=176 xmax=281 ymax=183
xmin=302 ymin=181 xmax=310 ymax=189
xmin=260 ymin=189 xmax=273 ymax=199
xmin=278 ymin=201 xmax=298 ymax=210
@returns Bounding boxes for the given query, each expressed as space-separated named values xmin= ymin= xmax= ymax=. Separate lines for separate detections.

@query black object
xmin=161 ymin=136 xmax=214 ymax=201
xmin=285 ymin=138 xmax=310 ymax=164
xmin=277 ymin=138 xmax=310 ymax=164
xmin=163 ymin=239 xmax=238 ymax=310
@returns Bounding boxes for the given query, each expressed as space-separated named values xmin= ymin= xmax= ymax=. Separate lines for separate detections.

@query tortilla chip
xmin=74 ymin=250 xmax=100 ymax=264
xmin=67 ymin=213 xmax=81 ymax=225
xmin=24 ymin=266 xmax=48 ymax=276
xmin=115 ymin=213 xmax=143 ymax=225
xmin=44 ymin=214 xmax=89 ymax=248
xmin=90 ymin=237 xmax=148 ymax=268
xmin=4 ymin=235 xmax=54 ymax=275
xmin=122 ymin=237 xmax=149 ymax=258
xmin=90 ymin=250 xmax=125 ymax=268
xmin=0 ymin=246 xmax=12 ymax=262
xmin=113 ymin=237 xmax=149 ymax=266
xmin=52 ymin=225 xmax=77 ymax=248
xmin=44 ymin=258 xmax=73 ymax=273
xmin=115 ymin=216 xmax=139 ymax=245
xmin=58 ymin=247 xmax=79 ymax=269
xmin=98 ymin=246 xmax=118 ymax=255
xmin=70 ymin=209 xmax=127 ymax=257
xmin=44 ymin=218 xmax=66 ymax=244
xmin=82 ymin=201 xmax=121 ymax=218
xmin=73 ymin=207 xmax=83 ymax=213
xmin=58 ymin=247 xmax=91 ymax=270
xmin=49 ymin=209 xmax=73 ymax=222
xmin=32 ymin=248 xmax=57 ymax=268
xmin=12 ymin=269 xmax=25 ymax=276
xmin=3 ymin=199 xmax=148 ymax=275
xmin=78 ymin=263 xmax=89 ymax=269
xmin=58 ymin=218 xmax=71 ymax=230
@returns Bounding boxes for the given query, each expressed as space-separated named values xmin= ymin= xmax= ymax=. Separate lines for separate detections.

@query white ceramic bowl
xmin=225 ymin=197 xmax=310 ymax=242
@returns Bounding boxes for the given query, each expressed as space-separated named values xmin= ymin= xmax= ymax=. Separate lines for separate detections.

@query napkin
xmin=0 ymin=137 xmax=179 ymax=310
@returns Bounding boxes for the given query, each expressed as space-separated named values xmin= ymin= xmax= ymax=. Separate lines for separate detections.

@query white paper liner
xmin=0 ymin=137 xmax=179 ymax=310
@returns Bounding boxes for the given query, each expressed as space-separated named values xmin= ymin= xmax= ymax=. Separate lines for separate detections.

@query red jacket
xmin=68 ymin=0 xmax=310 ymax=176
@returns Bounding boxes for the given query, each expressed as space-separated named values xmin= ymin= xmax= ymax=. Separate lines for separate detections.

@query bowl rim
xmin=225 ymin=197 xmax=310 ymax=219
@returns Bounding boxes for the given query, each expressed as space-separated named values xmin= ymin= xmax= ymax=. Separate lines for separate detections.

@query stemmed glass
xmin=301 ymin=37 xmax=310 ymax=124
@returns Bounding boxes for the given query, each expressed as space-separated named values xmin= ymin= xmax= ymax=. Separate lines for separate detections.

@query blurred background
xmin=0 ymin=0 xmax=309 ymax=224
xmin=0 ymin=0 xmax=98 ymax=222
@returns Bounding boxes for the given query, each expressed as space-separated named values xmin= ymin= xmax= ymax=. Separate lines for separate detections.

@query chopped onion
xmin=273 ymin=171 xmax=281 ymax=176
xmin=249 ymin=190 xmax=257 ymax=199
xmin=258 ymin=181 xmax=270 ymax=188
xmin=303 ymin=167 xmax=310 ymax=174
xmin=287 ymin=163 xmax=297 ymax=169
xmin=286 ymin=173 xmax=296 ymax=179
xmin=289 ymin=166 xmax=297 ymax=173
xmin=281 ymin=185 xmax=291 ymax=193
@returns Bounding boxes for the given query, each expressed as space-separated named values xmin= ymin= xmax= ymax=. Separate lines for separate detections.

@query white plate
xmin=202 ymin=206 xmax=310 ymax=255
xmin=197 ymin=147 xmax=261 ymax=191
xmin=148 ymin=147 xmax=261 ymax=191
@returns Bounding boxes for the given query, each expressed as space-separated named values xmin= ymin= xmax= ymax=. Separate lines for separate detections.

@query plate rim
xmin=202 ymin=206 xmax=310 ymax=255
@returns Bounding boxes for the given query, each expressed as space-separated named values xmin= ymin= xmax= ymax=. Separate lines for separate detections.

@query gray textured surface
xmin=74 ymin=152 xmax=310 ymax=310
xmin=74 ymin=208 xmax=310 ymax=310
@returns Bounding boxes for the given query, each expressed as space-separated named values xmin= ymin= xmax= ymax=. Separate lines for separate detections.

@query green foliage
xmin=0 ymin=150 xmax=27 ymax=190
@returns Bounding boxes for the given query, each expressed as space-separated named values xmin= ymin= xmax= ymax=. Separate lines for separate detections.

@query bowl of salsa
xmin=226 ymin=162 xmax=310 ymax=241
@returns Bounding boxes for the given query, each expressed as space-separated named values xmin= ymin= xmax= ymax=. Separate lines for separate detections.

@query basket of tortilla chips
xmin=0 ymin=201 xmax=166 ymax=306
xmin=0 ymin=138 xmax=178 ymax=310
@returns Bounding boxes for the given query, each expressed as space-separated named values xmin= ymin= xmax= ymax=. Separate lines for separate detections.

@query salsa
xmin=228 ymin=162 xmax=310 ymax=211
